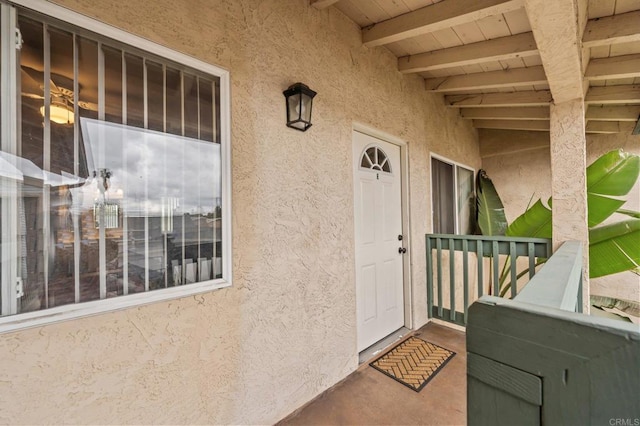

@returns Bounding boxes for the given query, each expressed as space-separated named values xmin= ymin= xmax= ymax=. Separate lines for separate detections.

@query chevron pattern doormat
xmin=370 ymin=336 xmax=456 ymax=392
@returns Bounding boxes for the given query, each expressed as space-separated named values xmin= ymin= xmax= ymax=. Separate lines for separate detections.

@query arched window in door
xmin=360 ymin=146 xmax=391 ymax=173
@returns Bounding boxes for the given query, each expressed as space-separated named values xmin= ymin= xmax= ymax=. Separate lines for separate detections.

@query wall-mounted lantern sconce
xmin=283 ymin=82 xmax=316 ymax=132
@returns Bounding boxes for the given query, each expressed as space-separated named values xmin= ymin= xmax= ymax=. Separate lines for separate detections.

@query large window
xmin=431 ymin=156 xmax=474 ymax=235
xmin=0 ymin=1 xmax=230 ymax=325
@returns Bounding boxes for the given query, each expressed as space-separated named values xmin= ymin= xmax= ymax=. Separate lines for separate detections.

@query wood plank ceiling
xmin=313 ymin=0 xmax=640 ymax=134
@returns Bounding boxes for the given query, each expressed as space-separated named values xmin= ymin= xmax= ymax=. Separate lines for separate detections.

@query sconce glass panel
xmin=283 ymin=83 xmax=316 ymax=132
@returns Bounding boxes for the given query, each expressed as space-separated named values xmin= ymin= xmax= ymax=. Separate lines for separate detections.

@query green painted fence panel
xmin=428 ymin=234 xmax=550 ymax=257
xmin=467 ymin=297 xmax=640 ymax=426
xmin=468 ymin=376 xmax=540 ymax=426
xmin=426 ymin=234 xmax=552 ymax=326
xmin=468 ymin=352 xmax=541 ymax=426
xmin=468 ymin=353 xmax=542 ymax=406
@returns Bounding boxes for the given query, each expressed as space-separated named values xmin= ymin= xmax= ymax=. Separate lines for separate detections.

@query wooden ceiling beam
xmin=310 ymin=0 xmax=340 ymax=10
xmin=460 ymin=106 xmax=549 ymax=120
xmin=426 ymin=66 xmax=547 ymax=92
xmin=362 ymin=0 xmax=524 ymax=47
xmin=473 ymin=120 xmax=635 ymax=133
xmin=399 ymin=32 xmax=537 ymax=74
xmin=585 ymin=85 xmax=640 ymax=104
xmin=582 ymin=10 xmax=640 ymax=48
xmin=585 ymin=54 xmax=640 ymax=81
xmin=586 ymin=121 xmax=636 ymax=134
xmin=524 ymin=0 xmax=584 ymax=103
xmin=446 ymin=90 xmax=552 ymax=107
xmin=586 ymin=105 xmax=640 ymax=122
xmin=473 ymin=119 xmax=550 ymax=131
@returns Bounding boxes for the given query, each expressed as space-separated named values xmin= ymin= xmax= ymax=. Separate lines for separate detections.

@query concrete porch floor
xmin=280 ymin=323 xmax=466 ymax=426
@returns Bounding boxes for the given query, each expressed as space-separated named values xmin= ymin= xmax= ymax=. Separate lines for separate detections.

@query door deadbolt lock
xmin=398 ymin=234 xmax=403 ymax=241
xmin=398 ymin=247 xmax=407 ymax=254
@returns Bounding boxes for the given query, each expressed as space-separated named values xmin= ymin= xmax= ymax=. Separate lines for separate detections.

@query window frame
xmin=359 ymin=144 xmax=393 ymax=174
xmin=429 ymin=153 xmax=475 ymax=235
xmin=0 ymin=0 xmax=232 ymax=333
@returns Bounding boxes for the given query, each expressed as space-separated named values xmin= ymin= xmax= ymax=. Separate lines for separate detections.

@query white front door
xmin=353 ymin=131 xmax=405 ymax=352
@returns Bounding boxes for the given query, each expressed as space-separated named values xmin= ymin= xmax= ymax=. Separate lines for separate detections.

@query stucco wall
xmin=0 ymin=1 xmax=480 ymax=424
xmin=479 ymin=129 xmax=640 ymax=303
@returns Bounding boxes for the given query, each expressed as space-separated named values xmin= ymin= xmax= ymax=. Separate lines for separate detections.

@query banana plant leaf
xmin=586 ymin=149 xmax=640 ymax=227
xmin=588 ymin=194 xmax=625 ymax=226
xmin=618 ymin=209 xmax=640 ymax=219
xmin=589 ymin=218 xmax=640 ymax=278
xmin=476 ymin=150 xmax=639 ymax=279
xmin=506 ymin=198 xmax=552 ymax=238
xmin=476 ymin=169 xmax=507 ymax=236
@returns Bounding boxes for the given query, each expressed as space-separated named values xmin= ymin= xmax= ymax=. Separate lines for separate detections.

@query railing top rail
xmin=426 ymin=234 xmax=551 ymax=244
xmin=514 ymin=241 xmax=583 ymax=312
xmin=470 ymin=295 xmax=640 ymax=339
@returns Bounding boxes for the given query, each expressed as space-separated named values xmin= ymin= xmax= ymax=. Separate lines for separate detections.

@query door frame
xmin=352 ymin=122 xmax=413 ymax=334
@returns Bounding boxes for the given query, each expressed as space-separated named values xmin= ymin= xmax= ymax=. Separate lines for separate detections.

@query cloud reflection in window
xmin=77 ymin=117 xmax=221 ymax=218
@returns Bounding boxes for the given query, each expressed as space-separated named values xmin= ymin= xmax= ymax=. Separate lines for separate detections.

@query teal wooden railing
xmin=466 ymin=241 xmax=639 ymax=424
xmin=514 ymin=240 xmax=584 ymax=313
xmin=426 ymin=234 xmax=552 ymax=326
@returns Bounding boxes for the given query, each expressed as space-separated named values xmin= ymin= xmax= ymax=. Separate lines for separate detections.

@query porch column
xmin=549 ymin=99 xmax=589 ymax=310
xmin=525 ymin=0 xmax=590 ymax=311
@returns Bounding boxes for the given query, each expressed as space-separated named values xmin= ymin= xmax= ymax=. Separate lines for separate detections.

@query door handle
xmin=398 ymin=247 xmax=407 ymax=254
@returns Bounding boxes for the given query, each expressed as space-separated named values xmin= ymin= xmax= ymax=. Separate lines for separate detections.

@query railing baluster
xmin=426 ymin=236 xmax=433 ymax=319
xmin=449 ymin=238 xmax=455 ymax=322
xmin=492 ymin=241 xmax=499 ymax=297
xmin=425 ymin=234 xmax=553 ymax=327
xmin=436 ymin=238 xmax=443 ymax=318
xmin=477 ymin=240 xmax=484 ymax=298
xmin=510 ymin=241 xmax=517 ymax=299
xmin=462 ymin=238 xmax=469 ymax=324
xmin=528 ymin=242 xmax=535 ymax=279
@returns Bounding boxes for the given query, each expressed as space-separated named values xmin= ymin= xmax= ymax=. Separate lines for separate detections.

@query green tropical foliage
xmin=506 ymin=199 xmax=552 ymax=238
xmin=589 ymin=218 xmax=640 ymax=277
xmin=476 ymin=149 xmax=640 ymax=283
xmin=586 ymin=150 xmax=640 ymax=227
xmin=476 ymin=170 xmax=507 ymax=236
xmin=618 ymin=209 xmax=640 ymax=219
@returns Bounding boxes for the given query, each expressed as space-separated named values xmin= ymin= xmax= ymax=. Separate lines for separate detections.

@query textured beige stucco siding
xmin=0 ymin=1 xmax=480 ymax=424
xmin=480 ymin=129 xmax=640 ymax=303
